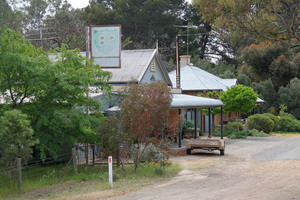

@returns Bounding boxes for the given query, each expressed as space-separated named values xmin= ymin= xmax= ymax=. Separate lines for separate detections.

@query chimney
xmin=180 ymin=55 xmax=191 ymax=66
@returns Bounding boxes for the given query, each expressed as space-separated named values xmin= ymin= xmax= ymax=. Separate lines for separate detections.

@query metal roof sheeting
xmin=103 ymin=49 xmax=157 ymax=83
xmin=171 ymin=94 xmax=224 ymax=109
xmin=169 ymin=65 xmax=237 ymax=91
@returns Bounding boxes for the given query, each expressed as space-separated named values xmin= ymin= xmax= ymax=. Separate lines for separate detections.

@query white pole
xmin=108 ymin=156 xmax=113 ymax=188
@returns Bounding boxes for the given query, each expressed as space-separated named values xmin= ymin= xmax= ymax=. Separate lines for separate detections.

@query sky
xmin=68 ymin=0 xmax=192 ymax=9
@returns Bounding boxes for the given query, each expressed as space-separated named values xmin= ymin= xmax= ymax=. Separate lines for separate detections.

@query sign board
xmin=90 ymin=25 xmax=121 ymax=68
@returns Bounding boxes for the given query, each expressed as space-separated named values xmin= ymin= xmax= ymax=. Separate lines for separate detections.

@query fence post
xmin=92 ymin=144 xmax=95 ymax=166
xmin=108 ymin=156 xmax=113 ymax=188
xmin=76 ymin=146 xmax=80 ymax=173
xmin=117 ymin=148 xmax=120 ymax=168
xmin=72 ymin=147 xmax=78 ymax=175
xmin=17 ymin=158 xmax=21 ymax=195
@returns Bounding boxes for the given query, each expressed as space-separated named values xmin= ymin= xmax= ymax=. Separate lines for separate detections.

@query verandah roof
xmin=170 ymin=94 xmax=224 ymax=109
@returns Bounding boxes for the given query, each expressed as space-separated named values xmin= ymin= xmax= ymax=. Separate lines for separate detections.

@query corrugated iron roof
xmin=103 ymin=49 xmax=157 ymax=83
xmin=169 ymin=65 xmax=237 ymax=91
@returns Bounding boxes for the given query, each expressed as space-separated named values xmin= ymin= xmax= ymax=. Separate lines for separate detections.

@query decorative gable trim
xmin=151 ymin=59 xmax=156 ymax=72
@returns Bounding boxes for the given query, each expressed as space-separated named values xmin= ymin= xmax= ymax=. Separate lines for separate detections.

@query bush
xmin=277 ymin=116 xmax=300 ymax=132
xmin=247 ymin=129 xmax=269 ymax=137
xmin=262 ymin=113 xmax=279 ymax=131
xmin=131 ymin=143 xmax=163 ymax=163
xmin=224 ymin=121 xmax=243 ymax=132
xmin=213 ymin=130 xmax=246 ymax=139
xmin=183 ymin=120 xmax=194 ymax=130
xmin=247 ymin=114 xmax=274 ymax=134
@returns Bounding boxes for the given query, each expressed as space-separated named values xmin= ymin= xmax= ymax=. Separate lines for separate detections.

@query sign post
xmin=108 ymin=156 xmax=113 ymax=188
xmin=89 ymin=25 xmax=121 ymax=68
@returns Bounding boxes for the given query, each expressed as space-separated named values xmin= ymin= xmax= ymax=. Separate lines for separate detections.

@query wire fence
xmin=0 ymin=144 xmax=133 ymax=195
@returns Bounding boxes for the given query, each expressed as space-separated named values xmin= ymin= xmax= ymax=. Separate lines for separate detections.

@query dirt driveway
xmin=115 ymin=135 xmax=300 ymax=200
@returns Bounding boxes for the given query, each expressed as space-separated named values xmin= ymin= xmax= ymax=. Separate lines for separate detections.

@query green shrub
xmin=247 ymin=129 xmax=269 ymax=137
xmin=262 ymin=113 xmax=279 ymax=131
xmin=224 ymin=121 xmax=243 ymax=132
xmin=183 ymin=120 xmax=194 ymax=130
xmin=228 ymin=118 xmax=236 ymax=122
xmin=247 ymin=114 xmax=274 ymax=134
xmin=277 ymin=116 xmax=300 ymax=132
xmin=131 ymin=143 xmax=163 ymax=163
xmin=213 ymin=130 xmax=246 ymax=139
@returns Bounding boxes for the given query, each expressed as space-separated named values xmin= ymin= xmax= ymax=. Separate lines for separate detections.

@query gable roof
xmin=168 ymin=65 xmax=237 ymax=91
xmin=103 ymin=49 xmax=172 ymax=85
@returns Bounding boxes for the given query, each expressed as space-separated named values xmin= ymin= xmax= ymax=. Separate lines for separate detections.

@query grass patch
xmin=0 ymin=162 xmax=181 ymax=200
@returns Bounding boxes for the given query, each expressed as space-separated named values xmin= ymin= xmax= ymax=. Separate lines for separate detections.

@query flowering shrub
xmin=152 ymin=160 xmax=171 ymax=175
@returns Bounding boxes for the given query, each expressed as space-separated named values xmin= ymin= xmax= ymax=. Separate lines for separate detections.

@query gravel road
xmin=114 ymin=135 xmax=300 ymax=200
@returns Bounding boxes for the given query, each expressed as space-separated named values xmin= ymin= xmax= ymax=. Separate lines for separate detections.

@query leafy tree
xmin=0 ymin=28 xmax=112 ymax=159
xmin=121 ymin=81 xmax=172 ymax=170
xmin=252 ymin=80 xmax=278 ymax=113
xmin=241 ymin=41 xmax=297 ymax=88
xmin=278 ymin=78 xmax=300 ymax=119
xmin=195 ymin=0 xmax=300 ymax=48
xmin=237 ymin=73 xmax=251 ymax=87
xmin=0 ymin=0 xmax=23 ymax=30
xmin=83 ymin=0 xmax=186 ymax=59
xmin=220 ymin=85 xmax=257 ymax=132
xmin=0 ymin=110 xmax=38 ymax=186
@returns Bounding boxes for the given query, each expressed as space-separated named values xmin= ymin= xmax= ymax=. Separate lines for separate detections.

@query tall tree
xmin=0 ymin=110 xmax=37 ymax=186
xmin=0 ymin=0 xmax=23 ymax=30
xmin=195 ymin=0 xmax=300 ymax=47
xmin=0 ymin=28 xmax=111 ymax=159
xmin=83 ymin=0 xmax=186 ymax=59
xmin=241 ymin=41 xmax=298 ymax=88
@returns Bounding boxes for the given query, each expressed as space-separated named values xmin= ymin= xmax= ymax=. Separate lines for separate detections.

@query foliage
xmin=277 ymin=116 xmax=300 ymax=132
xmin=193 ymin=59 xmax=237 ymax=78
xmin=252 ymin=80 xmax=278 ymax=113
xmin=0 ymin=28 xmax=111 ymax=160
xmin=213 ymin=131 xmax=246 ymax=139
xmin=152 ymin=160 xmax=171 ymax=176
xmin=83 ymin=0 xmax=186 ymax=59
xmin=97 ymin=115 xmax=129 ymax=155
xmin=121 ymin=81 xmax=172 ymax=170
xmin=237 ymin=73 xmax=251 ymax=87
xmin=242 ymin=42 xmax=297 ymax=88
xmin=220 ymin=85 xmax=257 ymax=114
xmin=183 ymin=120 xmax=194 ymax=130
xmin=196 ymin=0 xmax=300 ymax=48
xmin=261 ymin=113 xmax=279 ymax=131
xmin=131 ymin=143 xmax=164 ymax=164
xmin=220 ymin=85 xmax=257 ymax=132
xmin=247 ymin=129 xmax=269 ymax=137
xmin=224 ymin=121 xmax=243 ymax=133
xmin=35 ymin=110 xmax=103 ymax=160
xmin=0 ymin=110 xmax=38 ymax=186
xmin=279 ymin=78 xmax=300 ymax=119
xmin=0 ymin=1 xmax=23 ymax=30
xmin=247 ymin=114 xmax=274 ymax=134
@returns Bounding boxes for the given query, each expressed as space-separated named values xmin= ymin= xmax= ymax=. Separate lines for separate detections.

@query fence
xmin=75 ymin=144 xmax=132 ymax=167
xmin=0 ymin=144 xmax=133 ymax=196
